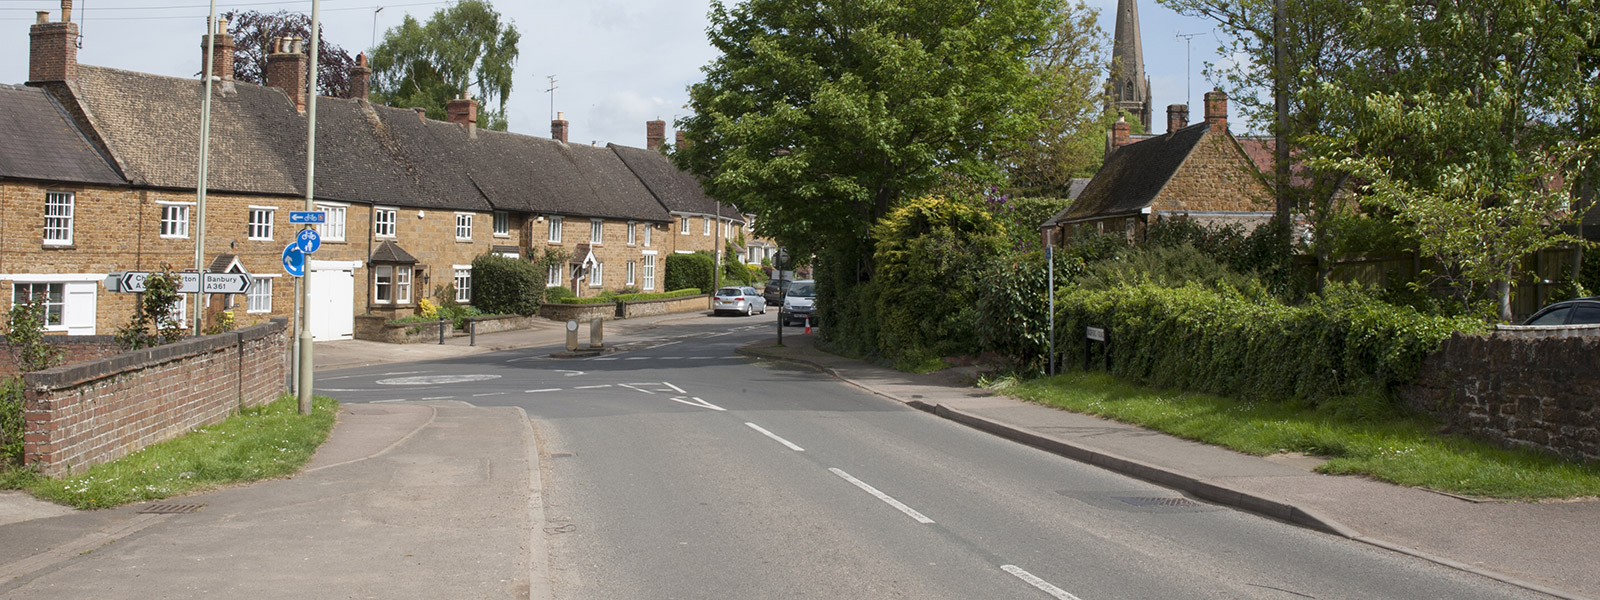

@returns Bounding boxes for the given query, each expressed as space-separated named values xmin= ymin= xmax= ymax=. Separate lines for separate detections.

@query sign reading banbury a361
xmin=116 ymin=272 xmax=251 ymax=294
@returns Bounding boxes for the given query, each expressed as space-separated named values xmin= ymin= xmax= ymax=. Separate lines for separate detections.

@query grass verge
xmin=3 ymin=395 xmax=338 ymax=509
xmin=1007 ymin=372 xmax=1600 ymax=500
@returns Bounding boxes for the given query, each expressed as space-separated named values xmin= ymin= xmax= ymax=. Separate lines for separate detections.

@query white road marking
xmin=372 ymin=399 xmax=407 ymax=403
xmin=525 ymin=388 xmax=561 ymax=393
xmin=471 ymin=392 xmax=505 ymax=397
xmin=661 ymin=356 xmax=683 ymax=360
xmin=377 ymin=374 xmax=500 ymax=386
xmin=745 ymin=423 xmax=804 ymax=451
xmin=318 ymin=388 xmax=378 ymax=392
xmin=420 ymin=396 xmax=455 ymax=400
xmin=381 ymin=370 xmax=432 ymax=376
xmin=574 ymin=385 xmax=612 ymax=390
xmin=689 ymin=356 xmax=714 ymax=360
xmin=554 ymin=370 xmax=585 ymax=377
xmin=828 ymin=468 xmax=934 ymax=524
xmin=662 ymin=382 xmax=687 ymax=394
xmin=1001 ymin=565 xmax=1082 ymax=600
xmin=618 ymin=384 xmax=655 ymax=395
xmin=591 ymin=357 xmax=619 ymax=361
xmin=668 ymin=396 xmax=726 ymax=411
xmin=626 ymin=357 xmax=650 ymax=360
xmin=651 ymin=341 xmax=682 ymax=348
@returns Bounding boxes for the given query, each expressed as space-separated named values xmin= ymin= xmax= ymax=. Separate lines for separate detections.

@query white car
xmin=713 ymin=286 xmax=767 ymax=316
xmin=780 ymin=280 xmax=816 ymax=326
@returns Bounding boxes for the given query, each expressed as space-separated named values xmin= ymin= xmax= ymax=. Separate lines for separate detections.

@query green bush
xmin=470 ymin=253 xmax=542 ymax=316
xmin=617 ymin=288 xmax=702 ymax=302
xmin=437 ymin=304 xmax=483 ymax=329
xmin=544 ymin=285 xmax=577 ymax=303
xmin=665 ymin=252 xmax=715 ymax=292
xmin=1079 ymin=242 xmax=1262 ymax=293
xmin=1 ymin=377 xmax=22 ymax=468
xmin=1052 ymin=282 xmax=1486 ymax=408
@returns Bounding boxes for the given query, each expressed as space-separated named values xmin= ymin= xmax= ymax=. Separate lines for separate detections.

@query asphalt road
xmin=317 ymin=316 xmax=1549 ymax=600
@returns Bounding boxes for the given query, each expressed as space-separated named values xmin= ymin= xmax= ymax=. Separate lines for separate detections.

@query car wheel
xmin=745 ymin=304 xmax=755 ymax=317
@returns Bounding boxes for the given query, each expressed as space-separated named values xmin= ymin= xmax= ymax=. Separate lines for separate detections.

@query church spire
xmin=1109 ymin=0 xmax=1153 ymax=132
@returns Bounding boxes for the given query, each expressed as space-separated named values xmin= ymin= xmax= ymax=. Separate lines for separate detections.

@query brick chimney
xmin=28 ymin=0 xmax=78 ymax=83
xmin=552 ymin=111 xmax=569 ymax=143
xmin=1111 ymin=115 xmax=1131 ymax=151
xmin=675 ymin=130 xmax=688 ymax=150
xmin=446 ymin=95 xmax=477 ymax=136
xmin=646 ymin=119 xmax=666 ymax=150
xmin=347 ymin=53 xmax=370 ymax=100
xmin=413 ymin=107 xmax=427 ymax=122
xmin=1204 ymin=90 xmax=1229 ymax=133
xmin=200 ymin=17 xmax=235 ymax=82
xmin=1166 ymin=104 xmax=1189 ymax=135
xmin=265 ymin=36 xmax=308 ymax=112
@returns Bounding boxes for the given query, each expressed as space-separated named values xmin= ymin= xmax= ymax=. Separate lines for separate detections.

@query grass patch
xmin=1008 ymin=372 xmax=1600 ymax=500
xmin=7 ymin=395 xmax=338 ymax=509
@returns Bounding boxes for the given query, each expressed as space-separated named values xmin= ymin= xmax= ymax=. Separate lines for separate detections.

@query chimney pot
xmin=28 ymin=4 xmax=78 ymax=82
xmin=348 ymin=52 xmax=371 ymax=100
xmin=201 ymin=20 xmax=236 ymax=82
xmin=1204 ymin=90 xmax=1229 ymax=133
xmin=266 ymin=37 xmax=309 ymax=112
xmin=446 ymin=96 xmax=478 ymax=135
xmin=646 ymin=119 xmax=667 ymax=150
xmin=61 ymin=0 xmax=72 ymax=22
xmin=552 ymin=111 xmax=570 ymax=143
xmin=1111 ymin=115 xmax=1131 ymax=151
xmin=1166 ymin=104 xmax=1189 ymax=135
xmin=36 ymin=10 xmax=48 ymax=24
xmin=414 ymin=107 xmax=427 ymax=122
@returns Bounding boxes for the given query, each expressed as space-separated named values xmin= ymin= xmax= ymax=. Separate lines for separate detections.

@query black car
xmin=1522 ymin=297 xmax=1600 ymax=326
xmin=761 ymin=279 xmax=793 ymax=306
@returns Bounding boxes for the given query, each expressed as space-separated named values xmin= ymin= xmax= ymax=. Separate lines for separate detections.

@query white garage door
xmin=308 ymin=261 xmax=357 ymax=341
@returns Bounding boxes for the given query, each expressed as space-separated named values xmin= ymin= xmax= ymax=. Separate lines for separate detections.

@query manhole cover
xmin=1115 ymin=496 xmax=1200 ymax=508
xmin=377 ymin=374 xmax=500 ymax=386
xmin=139 ymin=503 xmax=204 ymax=514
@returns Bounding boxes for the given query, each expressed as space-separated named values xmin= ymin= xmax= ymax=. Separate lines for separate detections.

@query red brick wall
xmin=21 ymin=321 xmax=288 ymax=476
xmin=0 ymin=335 xmax=122 ymax=377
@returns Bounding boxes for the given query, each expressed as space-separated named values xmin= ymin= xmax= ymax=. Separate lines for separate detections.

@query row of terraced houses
xmin=3 ymin=5 xmax=774 ymax=341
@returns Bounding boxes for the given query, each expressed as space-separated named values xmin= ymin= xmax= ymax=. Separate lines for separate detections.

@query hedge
xmin=665 ymin=253 xmax=714 ymax=292
xmin=471 ymin=254 xmax=543 ymax=316
xmin=1050 ymin=282 xmax=1485 ymax=406
xmin=617 ymin=288 xmax=702 ymax=302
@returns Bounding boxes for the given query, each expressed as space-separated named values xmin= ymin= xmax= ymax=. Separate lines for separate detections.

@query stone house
xmin=1041 ymin=91 xmax=1274 ymax=247
xmin=1 ymin=3 xmax=722 ymax=340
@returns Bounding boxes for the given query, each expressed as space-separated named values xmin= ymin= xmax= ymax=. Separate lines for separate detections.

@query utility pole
xmin=194 ymin=4 xmax=220 ymax=335
xmin=370 ymin=6 xmax=383 ymax=50
xmin=712 ymin=203 xmax=723 ymax=297
xmin=1273 ymin=0 xmax=1292 ymax=238
xmin=298 ymin=0 xmax=323 ymax=415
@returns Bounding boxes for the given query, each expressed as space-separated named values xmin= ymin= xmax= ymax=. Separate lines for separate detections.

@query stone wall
xmin=0 ymin=335 xmax=122 ymax=377
xmin=21 ymin=321 xmax=289 ymax=476
xmin=620 ymin=294 xmax=710 ymax=319
xmin=540 ymin=302 xmax=619 ymax=323
xmin=1402 ymin=329 xmax=1600 ymax=463
xmin=353 ymin=315 xmax=452 ymax=344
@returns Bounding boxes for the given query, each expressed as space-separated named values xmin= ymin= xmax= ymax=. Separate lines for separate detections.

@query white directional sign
xmin=203 ymin=273 xmax=252 ymax=294
xmin=118 ymin=271 xmax=201 ymax=294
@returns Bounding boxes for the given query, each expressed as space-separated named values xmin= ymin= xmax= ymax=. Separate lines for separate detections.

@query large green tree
xmin=674 ymin=0 xmax=1065 ymax=270
xmin=1001 ymin=1 xmax=1109 ymax=196
xmin=369 ymin=0 xmax=520 ymax=131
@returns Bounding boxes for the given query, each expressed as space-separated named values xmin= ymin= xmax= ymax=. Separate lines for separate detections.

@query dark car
xmin=1522 ymin=297 xmax=1600 ymax=326
xmin=761 ymin=279 xmax=793 ymax=306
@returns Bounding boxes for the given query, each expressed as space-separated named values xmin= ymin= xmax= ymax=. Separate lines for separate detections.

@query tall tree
xmin=221 ymin=10 xmax=357 ymax=98
xmin=1001 ymin=1 xmax=1108 ymax=196
xmin=369 ymin=0 xmax=520 ymax=131
xmin=674 ymin=0 xmax=1063 ymax=268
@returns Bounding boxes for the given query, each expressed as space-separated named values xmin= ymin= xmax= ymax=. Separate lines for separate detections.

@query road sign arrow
xmin=203 ymin=273 xmax=252 ymax=294
xmin=282 ymin=243 xmax=306 ymax=277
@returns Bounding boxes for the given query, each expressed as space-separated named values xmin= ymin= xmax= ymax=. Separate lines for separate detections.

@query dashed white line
xmin=372 ymin=399 xmax=407 ymax=403
xmin=592 ymin=357 xmax=619 ymax=361
xmin=689 ymin=356 xmax=714 ymax=360
xmin=420 ymin=396 xmax=455 ymax=400
xmin=618 ymin=384 xmax=655 ymax=395
xmin=472 ymin=392 xmax=506 ymax=397
xmin=828 ymin=468 xmax=934 ymax=524
xmin=1001 ymin=565 xmax=1082 ymax=600
xmin=668 ymin=396 xmax=726 ymax=411
xmin=661 ymin=356 xmax=683 ymax=360
xmin=574 ymin=385 xmax=613 ymax=390
xmin=662 ymin=382 xmax=687 ymax=394
xmin=626 ymin=357 xmax=650 ymax=361
xmin=651 ymin=341 xmax=682 ymax=348
xmin=745 ymin=423 xmax=804 ymax=451
xmin=525 ymin=388 xmax=561 ymax=393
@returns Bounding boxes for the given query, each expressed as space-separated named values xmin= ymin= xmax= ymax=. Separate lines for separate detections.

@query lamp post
xmin=297 ymin=0 xmax=323 ymax=415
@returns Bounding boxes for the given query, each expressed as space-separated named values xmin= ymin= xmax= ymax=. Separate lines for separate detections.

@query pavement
xmin=1 ymin=312 xmax=1596 ymax=599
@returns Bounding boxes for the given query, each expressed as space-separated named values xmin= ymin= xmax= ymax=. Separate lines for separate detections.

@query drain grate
xmin=1114 ymin=496 xmax=1200 ymax=508
xmin=138 ymin=503 xmax=204 ymax=514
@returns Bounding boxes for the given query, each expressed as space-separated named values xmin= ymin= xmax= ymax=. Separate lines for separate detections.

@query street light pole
xmin=297 ymin=0 xmax=323 ymax=415
xmin=194 ymin=1 xmax=219 ymax=334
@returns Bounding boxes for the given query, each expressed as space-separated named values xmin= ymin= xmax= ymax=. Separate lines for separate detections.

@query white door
xmin=307 ymin=261 xmax=355 ymax=341
xmin=63 ymin=281 xmax=97 ymax=335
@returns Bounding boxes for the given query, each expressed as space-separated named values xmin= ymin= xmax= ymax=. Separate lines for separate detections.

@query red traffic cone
xmin=804 ymin=316 xmax=812 ymax=334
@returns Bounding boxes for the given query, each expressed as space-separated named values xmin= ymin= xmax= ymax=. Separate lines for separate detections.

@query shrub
xmin=544 ymin=285 xmax=577 ymax=303
xmin=617 ymin=288 xmax=702 ymax=302
xmin=471 ymin=253 xmax=542 ymax=316
xmin=665 ymin=252 xmax=715 ymax=292
xmin=115 ymin=267 xmax=184 ymax=350
xmin=1051 ymin=282 xmax=1486 ymax=408
xmin=0 ymin=377 xmax=22 ymax=468
xmin=6 ymin=296 xmax=63 ymax=372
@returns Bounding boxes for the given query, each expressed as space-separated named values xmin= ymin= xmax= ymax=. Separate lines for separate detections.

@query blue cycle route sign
xmin=282 ymin=243 xmax=306 ymax=277
xmin=289 ymin=211 xmax=326 ymax=224
xmin=296 ymin=228 xmax=321 ymax=254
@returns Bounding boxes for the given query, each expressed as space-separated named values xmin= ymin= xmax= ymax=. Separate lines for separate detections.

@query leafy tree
xmin=370 ymin=0 xmax=520 ymax=131
xmin=221 ymin=10 xmax=357 ymax=98
xmin=674 ymin=0 xmax=1064 ymax=269
xmin=1001 ymin=1 xmax=1111 ymax=196
xmin=115 ymin=268 xmax=185 ymax=350
xmin=5 ymin=296 xmax=63 ymax=373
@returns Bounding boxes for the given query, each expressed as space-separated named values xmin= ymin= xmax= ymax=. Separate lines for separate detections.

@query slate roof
xmin=370 ymin=240 xmax=418 ymax=264
xmin=610 ymin=143 xmax=740 ymax=221
xmin=1044 ymin=122 xmax=1212 ymax=227
xmin=0 ymin=83 xmax=123 ymax=185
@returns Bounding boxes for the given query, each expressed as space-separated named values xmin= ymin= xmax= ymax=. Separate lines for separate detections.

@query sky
xmin=0 ymin=0 xmax=1252 ymax=149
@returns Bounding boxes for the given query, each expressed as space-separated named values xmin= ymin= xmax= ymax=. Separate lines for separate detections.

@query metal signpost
xmin=774 ymin=248 xmax=788 ymax=346
xmin=1047 ymin=246 xmax=1055 ymax=376
xmin=284 ymin=213 xmax=320 ymax=414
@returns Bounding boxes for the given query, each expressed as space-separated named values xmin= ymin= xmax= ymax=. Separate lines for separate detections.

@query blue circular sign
xmin=282 ymin=243 xmax=306 ymax=277
xmin=297 ymin=228 xmax=322 ymax=254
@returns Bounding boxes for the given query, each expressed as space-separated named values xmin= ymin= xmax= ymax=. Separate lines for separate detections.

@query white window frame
xmin=248 ymin=206 xmax=276 ymax=241
xmin=626 ymin=261 xmax=637 ymax=286
xmin=589 ymin=262 xmax=604 ymax=288
xmin=11 ymin=282 xmax=65 ymax=328
xmin=548 ymin=216 xmax=563 ymax=243
xmin=454 ymin=266 xmax=471 ymax=303
xmin=43 ymin=191 xmax=74 ymax=246
xmin=493 ymin=211 xmax=510 ymax=237
xmin=680 ymin=216 xmax=690 ymax=234
xmin=247 ymin=275 xmax=276 ymax=313
xmin=315 ymin=203 xmax=347 ymax=242
xmin=627 ymin=222 xmax=637 ymax=246
xmin=170 ymin=295 xmax=188 ymax=329
xmin=397 ymin=266 xmax=412 ymax=304
xmin=642 ymin=252 xmax=657 ymax=291
xmin=455 ymin=212 xmax=474 ymax=240
xmin=547 ymin=264 xmax=563 ymax=287
xmin=644 ymin=225 xmax=652 ymax=247
xmin=374 ymin=207 xmax=397 ymax=238
xmin=159 ymin=202 xmax=192 ymax=239
xmin=704 ymin=217 xmax=711 ymax=236
xmin=374 ymin=265 xmax=395 ymax=304
xmin=590 ymin=219 xmax=603 ymax=244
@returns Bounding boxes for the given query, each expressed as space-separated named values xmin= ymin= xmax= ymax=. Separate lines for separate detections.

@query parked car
xmin=780 ymin=280 xmax=817 ymax=326
xmin=1521 ymin=297 xmax=1600 ymax=326
xmin=713 ymin=286 xmax=767 ymax=316
xmin=762 ymin=279 xmax=793 ymax=306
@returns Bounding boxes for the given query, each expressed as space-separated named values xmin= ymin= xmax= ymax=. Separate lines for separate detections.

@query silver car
xmin=713 ymin=286 xmax=767 ymax=316
xmin=780 ymin=280 xmax=817 ymax=326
